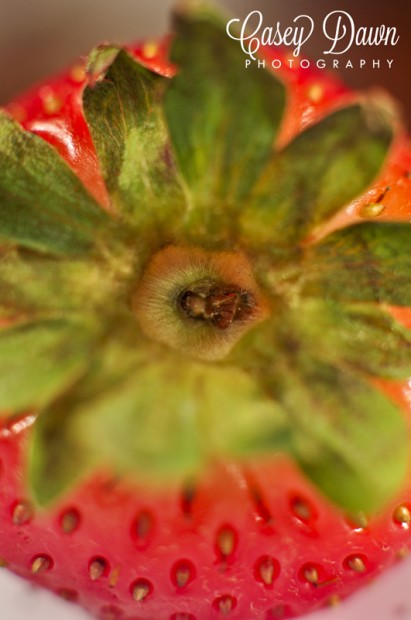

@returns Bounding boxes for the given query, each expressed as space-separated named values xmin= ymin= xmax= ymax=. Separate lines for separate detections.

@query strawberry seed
xmin=12 ymin=500 xmax=33 ymax=526
xmin=31 ymin=555 xmax=53 ymax=574
xmin=393 ymin=505 xmax=411 ymax=527
xmin=345 ymin=555 xmax=366 ymax=573
xmin=89 ymin=557 xmax=108 ymax=581
xmin=131 ymin=579 xmax=152 ymax=602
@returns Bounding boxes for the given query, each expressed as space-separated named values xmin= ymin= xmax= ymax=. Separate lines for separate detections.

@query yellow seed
xmin=328 ymin=594 xmax=341 ymax=607
xmin=347 ymin=556 xmax=366 ymax=573
xmin=89 ymin=559 xmax=106 ymax=581
xmin=307 ymin=83 xmax=324 ymax=103
xmin=175 ymin=567 xmax=190 ymax=588
xmin=142 ymin=41 xmax=159 ymax=59
xmin=359 ymin=202 xmax=385 ymax=218
xmin=60 ymin=509 xmax=80 ymax=534
xmin=397 ymin=547 xmax=409 ymax=560
xmin=303 ymin=566 xmax=319 ymax=584
xmin=217 ymin=528 xmax=235 ymax=557
xmin=259 ymin=558 xmax=276 ymax=585
xmin=394 ymin=505 xmax=411 ymax=527
xmin=109 ymin=565 xmax=121 ymax=588
xmin=31 ymin=556 xmax=51 ymax=574
xmin=42 ymin=93 xmax=63 ymax=115
xmin=70 ymin=64 xmax=86 ymax=83
xmin=348 ymin=511 xmax=369 ymax=530
xmin=0 ymin=558 xmax=7 ymax=568
xmin=218 ymin=596 xmax=233 ymax=615
xmin=12 ymin=501 xmax=33 ymax=526
xmin=132 ymin=582 xmax=150 ymax=601
xmin=291 ymin=498 xmax=311 ymax=521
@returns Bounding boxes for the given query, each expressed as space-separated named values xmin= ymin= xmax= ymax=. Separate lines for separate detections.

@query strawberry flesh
xmin=2 ymin=414 xmax=411 ymax=620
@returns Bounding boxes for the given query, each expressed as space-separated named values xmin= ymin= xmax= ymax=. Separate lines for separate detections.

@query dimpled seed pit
xmin=12 ymin=500 xmax=33 ymax=526
xmin=172 ymin=560 xmax=195 ymax=588
xmin=216 ymin=525 xmax=237 ymax=560
xmin=290 ymin=495 xmax=316 ymax=524
xmin=31 ymin=555 xmax=53 ymax=574
xmin=131 ymin=578 xmax=152 ymax=601
xmin=59 ymin=508 xmax=81 ymax=534
xmin=255 ymin=556 xmax=280 ymax=586
xmin=132 ymin=510 xmax=154 ymax=547
xmin=345 ymin=555 xmax=366 ymax=573
xmin=301 ymin=564 xmax=319 ymax=585
xmin=359 ymin=202 xmax=386 ymax=218
xmin=89 ymin=557 xmax=108 ymax=581
xmin=213 ymin=595 xmax=236 ymax=615
xmin=393 ymin=505 xmax=411 ymax=527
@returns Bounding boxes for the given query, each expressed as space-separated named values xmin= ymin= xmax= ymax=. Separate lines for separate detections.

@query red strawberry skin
xmin=2 ymin=410 xmax=411 ymax=620
xmin=2 ymin=39 xmax=411 ymax=620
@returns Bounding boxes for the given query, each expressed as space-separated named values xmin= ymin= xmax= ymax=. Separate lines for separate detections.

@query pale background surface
xmin=0 ymin=0 xmax=410 ymax=618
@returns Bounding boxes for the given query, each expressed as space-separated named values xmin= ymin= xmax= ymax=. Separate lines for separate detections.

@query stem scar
xmin=179 ymin=285 xmax=256 ymax=330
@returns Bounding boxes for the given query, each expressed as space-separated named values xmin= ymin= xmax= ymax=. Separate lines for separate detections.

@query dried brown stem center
xmin=179 ymin=284 xmax=256 ymax=330
xmin=133 ymin=245 xmax=268 ymax=361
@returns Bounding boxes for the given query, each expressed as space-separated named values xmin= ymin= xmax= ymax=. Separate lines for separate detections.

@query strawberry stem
xmin=178 ymin=282 xmax=256 ymax=330
xmin=133 ymin=246 xmax=268 ymax=361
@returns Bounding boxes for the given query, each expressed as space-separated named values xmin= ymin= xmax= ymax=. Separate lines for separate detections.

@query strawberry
xmin=1 ymin=4 xmax=411 ymax=620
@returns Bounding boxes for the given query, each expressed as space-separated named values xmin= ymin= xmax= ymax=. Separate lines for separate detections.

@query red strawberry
xmin=1 ymin=4 xmax=411 ymax=620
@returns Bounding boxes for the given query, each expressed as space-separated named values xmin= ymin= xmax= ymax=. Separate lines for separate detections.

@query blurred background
xmin=0 ymin=0 xmax=409 ymax=122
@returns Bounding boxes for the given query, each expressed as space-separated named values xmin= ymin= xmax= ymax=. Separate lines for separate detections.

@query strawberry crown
xmin=0 ymin=4 xmax=410 ymax=513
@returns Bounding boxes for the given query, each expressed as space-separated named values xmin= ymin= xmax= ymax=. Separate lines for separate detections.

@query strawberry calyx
xmin=133 ymin=246 xmax=268 ymax=361
xmin=0 ymin=4 xmax=410 ymax=515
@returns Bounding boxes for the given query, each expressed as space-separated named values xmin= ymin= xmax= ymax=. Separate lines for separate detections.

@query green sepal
xmin=0 ymin=247 xmax=131 ymax=321
xmin=29 ymin=341 xmax=289 ymax=505
xmin=286 ymin=360 xmax=409 ymax=514
xmin=29 ymin=330 xmax=143 ymax=504
xmin=270 ymin=298 xmax=411 ymax=381
xmin=5 ymin=3 xmax=407 ymax=516
xmin=233 ymin=313 xmax=409 ymax=513
xmin=334 ymin=304 xmax=411 ymax=379
xmin=0 ymin=112 xmax=112 ymax=256
xmin=303 ymin=221 xmax=411 ymax=306
xmin=239 ymin=102 xmax=394 ymax=251
xmin=83 ymin=47 xmax=186 ymax=235
xmin=0 ymin=318 xmax=96 ymax=413
xmin=163 ymin=4 xmax=285 ymax=217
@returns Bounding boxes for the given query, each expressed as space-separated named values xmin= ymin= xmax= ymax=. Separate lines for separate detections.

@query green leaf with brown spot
xmin=331 ymin=304 xmax=411 ymax=379
xmin=83 ymin=47 xmax=185 ymax=235
xmin=239 ymin=102 xmax=394 ymax=251
xmin=261 ymin=299 xmax=411 ymax=381
xmin=303 ymin=221 xmax=411 ymax=305
xmin=0 ymin=112 xmax=112 ymax=256
xmin=232 ymin=310 xmax=409 ymax=513
xmin=284 ymin=359 xmax=409 ymax=514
